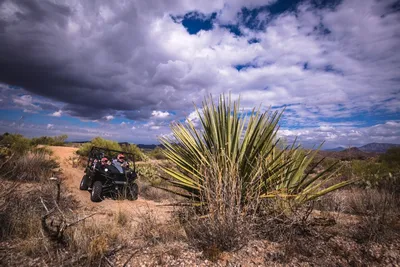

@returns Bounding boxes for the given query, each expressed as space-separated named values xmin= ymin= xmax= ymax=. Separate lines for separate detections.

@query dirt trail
xmin=50 ymin=146 xmax=172 ymax=220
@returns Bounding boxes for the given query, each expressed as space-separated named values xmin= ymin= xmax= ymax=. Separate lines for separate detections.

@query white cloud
xmin=46 ymin=124 xmax=54 ymax=130
xmin=0 ymin=0 xmax=399 ymax=146
xmin=151 ymin=110 xmax=170 ymax=119
xmin=12 ymin=94 xmax=40 ymax=112
xmin=104 ymin=115 xmax=114 ymax=121
xmin=278 ymin=120 xmax=400 ymax=148
xmin=51 ymin=110 xmax=62 ymax=117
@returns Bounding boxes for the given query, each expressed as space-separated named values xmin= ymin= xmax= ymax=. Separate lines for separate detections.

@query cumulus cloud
xmin=152 ymin=110 xmax=170 ymax=119
xmin=278 ymin=121 xmax=400 ymax=148
xmin=0 ymin=0 xmax=398 ymax=145
xmin=12 ymin=95 xmax=40 ymax=112
xmin=51 ymin=110 xmax=62 ymax=117
xmin=104 ymin=115 xmax=114 ymax=121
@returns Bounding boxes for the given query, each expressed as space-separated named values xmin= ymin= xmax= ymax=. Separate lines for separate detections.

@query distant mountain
xmin=137 ymin=144 xmax=159 ymax=150
xmin=319 ymin=146 xmax=377 ymax=160
xmin=325 ymin=146 xmax=346 ymax=152
xmin=358 ymin=143 xmax=400 ymax=153
xmin=323 ymin=143 xmax=400 ymax=153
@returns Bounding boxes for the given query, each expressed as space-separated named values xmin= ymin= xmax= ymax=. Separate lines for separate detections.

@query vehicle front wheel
xmin=79 ymin=175 xmax=89 ymax=190
xmin=91 ymin=181 xmax=103 ymax=202
xmin=127 ymin=183 xmax=139 ymax=200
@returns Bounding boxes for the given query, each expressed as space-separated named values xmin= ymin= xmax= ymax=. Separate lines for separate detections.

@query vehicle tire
xmin=91 ymin=181 xmax=103 ymax=202
xmin=79 ymin=175 xmax=89 ymax=190
xmin=127 ymin=183 xmax=139 ymax=200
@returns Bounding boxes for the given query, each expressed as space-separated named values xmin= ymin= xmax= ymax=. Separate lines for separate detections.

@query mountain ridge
xmin=324 ymin=143 xmax=400 ymax=153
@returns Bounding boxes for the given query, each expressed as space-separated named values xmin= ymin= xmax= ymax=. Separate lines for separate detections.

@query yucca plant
xmin=160 ymin=94 xmax=352 ymax=211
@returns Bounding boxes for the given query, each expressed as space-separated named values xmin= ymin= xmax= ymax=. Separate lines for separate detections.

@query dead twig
xmin=103 ymin=256 xmax=114 ymax=267
xmin=122 ymin=247 xmax=141 ymax=267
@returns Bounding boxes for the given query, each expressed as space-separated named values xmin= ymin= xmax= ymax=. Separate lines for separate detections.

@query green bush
xmin=76 ymin=137 xmax=146 ymax=162
xmin=120 ymin=143 xmax=147 ymax=161
xmin=0 ymin=133 xmax=31 ymax=155
xmin=76 ymin=137 xmax=122 ymax=156
xmin=137 ymin=164 xmax=163 ymax=186
xmin=30 ymin=135 xmax=68 ymax=146
xmin=380 ymin=147 xmax=400 ymax=168
xmin=148 ymin=147 xmax=167 ymax=160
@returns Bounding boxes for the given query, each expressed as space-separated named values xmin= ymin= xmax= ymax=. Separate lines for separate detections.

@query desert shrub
xmin=159 ymin=94 xmax=351 ymax=253
xmin=134 ymin=209 xmax=185 ymax=245
xmin=76 ymin=137 xmax=121 ymax=156
xmin=137 ymin=164 xmax=163 ymax=186
xmin=254 ymin=199 xmax=316 ymax=243
xmin=65 ymin=219 xmax=122 ymax=265
xmin=120 ymin=143 xmax=147 ymax=161
xmin=31 ymin=145 xmax=54 ymax=156
xmin=148 ymin=146 xmax=167 ymax=160
xmin=380 ymin=147 xmax=400 ymax=168
xmin=76 ymin=137 xmax=146 ymax=161
xmin=30 ymin=134 xmax=68 ymax=146
xmin=1 ymin=151 xmax=59 ymax=182
xmin=341 ymin=158 xmax=400 ymax=194
xmin=0 ymin=179 xmax=75 ymax=241
xmin=348 ymin=188 xmax=398 ymax=242
xmin=0 ymin=133 xmax=31 ymax=155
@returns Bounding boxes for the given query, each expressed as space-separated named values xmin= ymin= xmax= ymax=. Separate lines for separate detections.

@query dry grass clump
xmin=0 ymin=180 xmax=74 ymax=241
xmin=65 ymin=218 xmax=123 ymax=265
xmin=180 ymin=209 xmax=251 ymax=261
xmin=1 ymin=151 xmax=59 ymax=182
xmin=348 ymin=188 xmax=398 ymax=242
xmin=138 ymin=182 xmax=177 ymax=202
xmin=134 ymin=209 xmax=185 ymax=245
xmin=114 ymin=209 xmax=129 ymax=227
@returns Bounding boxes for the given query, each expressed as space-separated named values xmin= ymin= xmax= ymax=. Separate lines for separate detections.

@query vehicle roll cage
xmin=86 ymin=146 xmax=136 ymax=172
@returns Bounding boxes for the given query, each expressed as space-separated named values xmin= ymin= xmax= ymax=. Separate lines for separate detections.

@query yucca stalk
xmin=159 ymin=94 xmax=352 ymax=210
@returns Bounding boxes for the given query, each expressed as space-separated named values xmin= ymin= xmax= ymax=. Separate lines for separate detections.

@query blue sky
xmin=0 ymin=0 xmax=399 ymax=147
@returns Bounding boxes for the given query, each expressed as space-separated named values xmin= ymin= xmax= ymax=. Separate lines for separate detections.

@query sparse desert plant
xmin=115 ymin=209 xmax=129 ymax=227
xmin=148 ymin=146 xmax=167 ymax=160
xmin=137 ymin=164 xmax=163 ymax=186
xmin=1 ymin=150 xmax=59 ymax=182
xmin=65 ymin=218 xmax=122 ymax=265
xmin=121 ymin=143 xmax=147 ymax=161
xmin=159 ymin=94 xmax=352 ymax=253
xmin=134 ymin=209 xmax=185 ymax=245
xmin=30 ymin=134 xmax=68 ymax=146
xmin=380 ymin=147 xmax=400 ymax=168
xmin=160 ymin=94 xmax=351 ymax=208
xmin=0 ymin=133 xmax=31 ymax=155
xmin=76 ymin=137 xmax=122 ymax=156
xmin=349 ymin=188 xmax=398 ymax=242
xmin=76 ymin=136 xmax=147 ymax=161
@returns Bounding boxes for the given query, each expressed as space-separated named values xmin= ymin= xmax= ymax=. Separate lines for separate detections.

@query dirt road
xmin=50 ymin=146 xmax=172 ymax=220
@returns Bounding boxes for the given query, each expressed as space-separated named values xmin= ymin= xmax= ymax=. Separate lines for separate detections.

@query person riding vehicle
xmin=112 ymin=153 xmax=127 ymax=173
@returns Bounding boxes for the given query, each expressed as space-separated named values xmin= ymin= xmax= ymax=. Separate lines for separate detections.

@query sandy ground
xmin=50 ymin=146 xmax=172 ymax=221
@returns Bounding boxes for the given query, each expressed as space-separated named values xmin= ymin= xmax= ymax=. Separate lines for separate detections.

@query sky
xmin=0 ymin=0 xmax=399 ymax=148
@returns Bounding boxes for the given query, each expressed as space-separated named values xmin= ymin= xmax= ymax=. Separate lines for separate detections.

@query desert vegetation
xmin=76 ymin=136 xmax=148 ymax=162
xmin=0 ymin=95 xmax=399 ymax=266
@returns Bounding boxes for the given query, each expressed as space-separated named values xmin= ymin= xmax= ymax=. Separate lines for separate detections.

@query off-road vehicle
xmin=79 ymin=146 xmax=138 ymax=202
